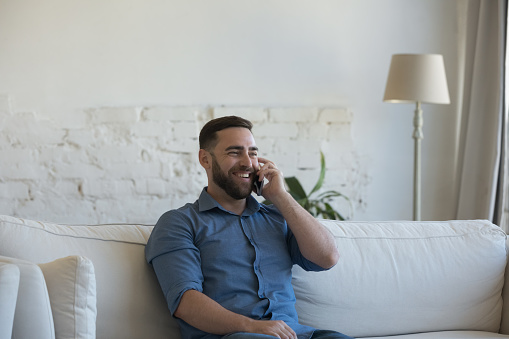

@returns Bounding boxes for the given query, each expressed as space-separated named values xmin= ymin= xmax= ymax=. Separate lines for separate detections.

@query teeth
xmin=237 ymin=173 xmax=250 ymax=178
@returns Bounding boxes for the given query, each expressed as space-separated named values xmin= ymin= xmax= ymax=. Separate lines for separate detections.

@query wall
xmin=0 ymin=99 xmax=360 ymax=223
xmin=0 ymin=0 xmax=460 ymax=223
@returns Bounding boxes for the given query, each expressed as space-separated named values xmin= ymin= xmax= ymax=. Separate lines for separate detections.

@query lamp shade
xmin=383 ymin=54 xmax=450 ymax=104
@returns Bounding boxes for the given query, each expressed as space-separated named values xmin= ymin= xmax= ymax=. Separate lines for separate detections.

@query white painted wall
xmin=0 ymin=0 xmax=461 ymax=223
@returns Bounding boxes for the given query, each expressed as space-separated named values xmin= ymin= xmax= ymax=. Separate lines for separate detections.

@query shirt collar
xmin=198 ymin=187 xmax=269 ymax=216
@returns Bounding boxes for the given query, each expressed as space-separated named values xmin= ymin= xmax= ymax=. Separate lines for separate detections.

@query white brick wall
xmin=0 ymin=95 xmax=367 ymax=224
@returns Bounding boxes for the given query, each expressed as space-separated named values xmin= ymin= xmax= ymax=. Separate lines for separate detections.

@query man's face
xmin=208 ymin=127 xmax=260 ymax=200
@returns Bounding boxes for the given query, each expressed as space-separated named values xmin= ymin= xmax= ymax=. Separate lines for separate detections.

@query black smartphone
xmin=253 ymin=174 xmax=264 ymax=196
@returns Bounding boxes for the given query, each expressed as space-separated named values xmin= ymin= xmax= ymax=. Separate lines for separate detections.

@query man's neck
xmin=206 ymin=187 xmax=247 ymax=216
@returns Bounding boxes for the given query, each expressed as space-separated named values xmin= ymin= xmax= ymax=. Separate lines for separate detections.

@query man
xmin=146 ymin=116 xmax=353 ymax=339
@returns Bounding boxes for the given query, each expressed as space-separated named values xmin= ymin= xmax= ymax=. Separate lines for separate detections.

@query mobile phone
xmin=253 ymin=174 xmax=264 ymax=196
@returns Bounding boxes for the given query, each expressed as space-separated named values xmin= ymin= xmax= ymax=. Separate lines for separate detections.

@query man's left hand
xmin=255 ymin=157 xmax=287 ymax=201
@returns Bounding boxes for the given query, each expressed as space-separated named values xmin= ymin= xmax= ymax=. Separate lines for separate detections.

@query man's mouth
xmin=232 ymin=171 xmax=253 ymax=180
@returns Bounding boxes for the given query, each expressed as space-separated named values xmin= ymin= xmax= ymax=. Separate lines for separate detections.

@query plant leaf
xmin=316 ymin=190 xmax=349 ymax=201
xmin=285 ymin=177 xmax=307 ymax=200
xmin=324 ymin=202 xmax=344 ymax=221
xmin=309 ymin=151 xmax=326 ymax=196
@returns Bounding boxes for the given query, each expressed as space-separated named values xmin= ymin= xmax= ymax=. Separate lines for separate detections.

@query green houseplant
xmin=265 ymin=152 xmax=351 ymax=220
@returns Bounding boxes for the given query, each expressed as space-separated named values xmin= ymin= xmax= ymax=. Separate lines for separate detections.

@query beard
xmin=211 ymin=155 xmax=254 ymax=200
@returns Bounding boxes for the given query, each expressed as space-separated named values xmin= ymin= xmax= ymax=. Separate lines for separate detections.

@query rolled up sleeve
xmin=146 ymin=210 xmax=204 ymax=315
xmin=287 ymin=228 xmax=327 ymax=272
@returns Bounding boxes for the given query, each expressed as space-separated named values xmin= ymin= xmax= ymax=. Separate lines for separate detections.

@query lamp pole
xmin=412 ymin=101 xmax=423 ymax=221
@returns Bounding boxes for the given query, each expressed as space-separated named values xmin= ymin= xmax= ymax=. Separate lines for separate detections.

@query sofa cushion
xmin=0 ymin=255 xmax=55 ymax=339
xmin=292 ymin=220 xmax=507 ymax=338
xmin=362 ymin=330 xmax=509 ymax=338
xmin=39 ymin=256 xmax=97 ymax=339
xmin=0 ymin=263 xmax=20 ymax=339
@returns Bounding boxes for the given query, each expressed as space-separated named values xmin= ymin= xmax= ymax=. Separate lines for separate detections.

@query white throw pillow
xmin=0 ymin=255 xmax=56 ymax=339
xmin=39 ymin=256 xmax=97 ymax=339
xmin=0 ymin=263 xmax=20 ymax=339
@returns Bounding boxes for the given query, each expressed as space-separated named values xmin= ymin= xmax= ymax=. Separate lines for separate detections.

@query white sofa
xmin=0 ymin=214 xmax=508 ymax=339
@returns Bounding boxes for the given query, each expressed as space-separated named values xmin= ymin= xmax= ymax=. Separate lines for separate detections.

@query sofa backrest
xmin=292 ymin=219 xmax=508 ymax=338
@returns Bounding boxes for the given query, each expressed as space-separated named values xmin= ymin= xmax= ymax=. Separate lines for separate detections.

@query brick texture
xmin=0 ymin=96 xmax=365 ymax=223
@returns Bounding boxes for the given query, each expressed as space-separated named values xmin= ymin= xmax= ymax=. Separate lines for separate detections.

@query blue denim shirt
xmin=146 ymin=188 xmax=327 ymax=339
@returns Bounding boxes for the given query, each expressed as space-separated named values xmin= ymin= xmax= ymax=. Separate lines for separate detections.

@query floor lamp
xmin=383 ymin=54 xmax=450 ymax=221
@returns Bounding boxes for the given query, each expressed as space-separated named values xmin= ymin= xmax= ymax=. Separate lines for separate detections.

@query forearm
xmin=175 ymin=290 xmax=252 ymax=335
xmin=255 ymin=156 xmax=339 ymax=269
xmin=270 ymin=191 xmax=339 ymax=269
xmin=175 ymin=290 xmax=296 ymax=339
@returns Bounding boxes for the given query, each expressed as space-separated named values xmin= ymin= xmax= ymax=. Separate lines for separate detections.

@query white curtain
xmin=501 ymin=2 xmax=509 ymax=231
xmin=455 ymin=0 xmax=507 ymax=231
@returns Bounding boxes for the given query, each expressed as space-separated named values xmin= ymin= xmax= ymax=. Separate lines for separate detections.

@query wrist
xmin=268 ymin=190 xmax=293 ymax=208
xmin=237 ymin=316 xmax=257 ymax=333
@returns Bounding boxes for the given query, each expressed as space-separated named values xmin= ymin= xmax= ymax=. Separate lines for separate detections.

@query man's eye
xmin=249 ymin=153 xmax=258 ymax=157
xmin=228 ymin=151 xmax=239 ymax=156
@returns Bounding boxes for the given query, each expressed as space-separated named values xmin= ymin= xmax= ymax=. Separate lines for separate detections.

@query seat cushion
xmin=361 ymin=330 xmax=509 ymax=338
xmin=0 ymin=263 xmax=20 ymax=339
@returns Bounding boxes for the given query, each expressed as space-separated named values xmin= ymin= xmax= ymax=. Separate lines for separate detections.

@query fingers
xmin=254 ymin=157 xmax=287 ymax=199
xmin=274 ymin=321 xmax=297 ymax=339
xmin=256 ymin=157 xmax=279 ymax=179
xmin=253 ymin=320 xmax=296 ymax=339
xmin=256 ymin=156 xmax=270 ymax=166
xmin=279 ymin=324 xmax=297 ymax=339
xmin=256 ymin=157 xmax=276 ymax=169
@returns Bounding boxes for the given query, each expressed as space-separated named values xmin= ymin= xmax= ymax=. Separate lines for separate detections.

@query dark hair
xmin=199 ymin=116 xmax=253 ymax=151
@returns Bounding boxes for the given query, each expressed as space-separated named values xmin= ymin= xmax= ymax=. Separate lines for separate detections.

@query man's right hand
xmin=245 ymin=319 xmax=297 ymax=339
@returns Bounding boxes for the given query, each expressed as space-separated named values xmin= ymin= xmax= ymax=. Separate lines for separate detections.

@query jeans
xmin=222 ymin=330 xmax=355 ymax=339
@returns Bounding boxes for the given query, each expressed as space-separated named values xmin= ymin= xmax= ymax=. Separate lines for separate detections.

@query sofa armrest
xmin=500 ymin=238 xmax=509 ymax=334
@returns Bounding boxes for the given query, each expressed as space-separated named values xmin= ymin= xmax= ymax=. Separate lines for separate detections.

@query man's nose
xmin=239 ymin=152 xmax=255 ymax=168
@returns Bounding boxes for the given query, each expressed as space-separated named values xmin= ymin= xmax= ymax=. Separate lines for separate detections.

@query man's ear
xmin=198 ymin=149 xmax=212 ymax=169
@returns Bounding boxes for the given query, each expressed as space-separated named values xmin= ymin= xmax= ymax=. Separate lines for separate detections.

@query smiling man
xmin=145 ymin=116 xmax=353 ymax=339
